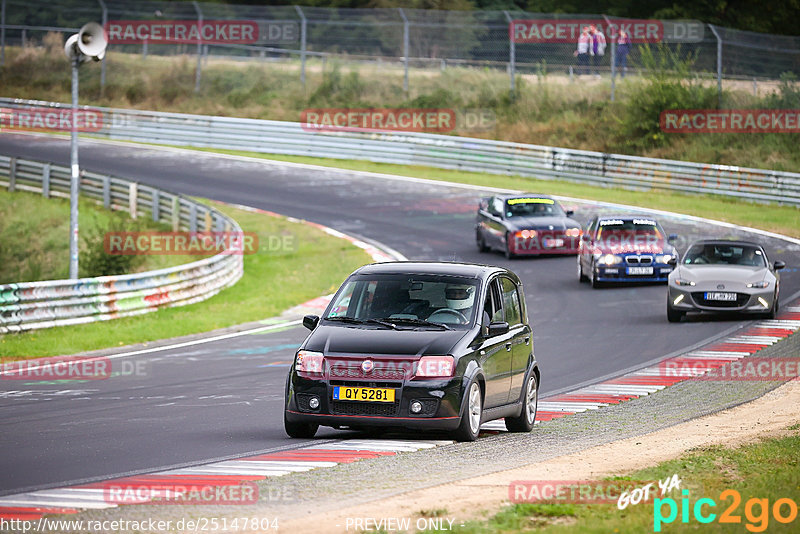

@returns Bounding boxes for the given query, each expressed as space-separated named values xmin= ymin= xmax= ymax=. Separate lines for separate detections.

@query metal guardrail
xmin=2 ymin=97 xmax=798 ymax=206
xmin=0 ymin=154 xmax=244 ymax=334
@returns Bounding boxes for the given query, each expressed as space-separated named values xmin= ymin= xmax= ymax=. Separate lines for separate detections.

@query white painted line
xmin=213 ymin=460 xmax=336 ymax=470
xmin=0 ymin=320 xmax=302 ymax=377
xmin=0 ymin=495 xmax=117 ymax=509
xmin=165 ymin=467 xmax=293 ymax=476
xmin=683 ymin=351 xmax=750 ymax=358
xmin=539 ymin=401 xmax=609 ymax=410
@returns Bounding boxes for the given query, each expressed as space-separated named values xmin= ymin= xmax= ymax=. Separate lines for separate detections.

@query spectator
xmin=616 ymin=29 xmax=631 ymax=77
xmin=574 ymin=26 xmax=590 ymax=75
xmin=589 ymin=24 xmax=606 ymax=78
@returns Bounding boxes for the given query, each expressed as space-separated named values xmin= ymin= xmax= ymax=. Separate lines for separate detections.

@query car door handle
xmin=505 ymin=342 xmax=512 ymax=351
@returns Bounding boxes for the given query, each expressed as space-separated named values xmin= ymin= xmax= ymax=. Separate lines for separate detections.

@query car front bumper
xmin=595 ymin=265 xmax=673 ymax=282
xmin=668 ymin=286 xmax=775 ymax=313
xmin=285 ymin=373 xmax=465 ymax=430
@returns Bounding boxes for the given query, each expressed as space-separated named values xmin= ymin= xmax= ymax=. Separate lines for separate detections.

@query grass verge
xmin=0 ymin=188 xmax=192 ymax=283
xmin=189 ymin=147 xmax=800 ymax=240
xmin=0 ymin=200 xmax=372 ymax=359
xmin=449 ymin=429 xmax=800 ymax=533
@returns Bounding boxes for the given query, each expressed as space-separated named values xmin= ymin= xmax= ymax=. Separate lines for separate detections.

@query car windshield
xmin=596 ymin=219 xmax=662 ymax=239
xmin=505 ymin=197 xmax=564 ymax=218
xmin=325 ymin=274 xmax=480 ymax=327
xmin=683 ymin=243 xmax=766 ymax=266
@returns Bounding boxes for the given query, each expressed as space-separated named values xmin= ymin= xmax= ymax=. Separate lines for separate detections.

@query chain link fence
xmin=0 ymin=0 xmax=798 ymax=98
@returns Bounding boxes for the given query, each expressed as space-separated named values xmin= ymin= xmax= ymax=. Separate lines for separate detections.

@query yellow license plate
xmin=333 ymin=386 xmax=395 ymax=403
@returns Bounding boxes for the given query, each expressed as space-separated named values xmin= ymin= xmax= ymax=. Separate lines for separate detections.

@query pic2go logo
xmin=654 ymin=489 xmax=798 ymax=532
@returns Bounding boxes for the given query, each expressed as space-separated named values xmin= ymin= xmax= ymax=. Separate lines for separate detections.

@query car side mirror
xmin=581 ymin=234 xmax=590 ymax=242
xmin=774 ymin=260 xmax=786 ymax=271
xmin=487 ymin=321 xmax=509 ymax=337
xmin=668 ymin=256 xmax=678 ymax=266
xmin=668 ymin=234 xmax=678 ymax=243
xmin=566 ymin=210 xmax=574 ymax=217
xmin=303 ymin=314 xmax=319 ymax=330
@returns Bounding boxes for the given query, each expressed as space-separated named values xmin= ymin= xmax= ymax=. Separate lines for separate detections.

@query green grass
xmin=447 ymin=430 xmax=800 ymax=533
xmin=0 ymin=200 xmax=372 ymax=359
xmin=0 ymin=188 xmax=191 ymax=283
xmin=189 ymin=147 xmax=800 ymax=240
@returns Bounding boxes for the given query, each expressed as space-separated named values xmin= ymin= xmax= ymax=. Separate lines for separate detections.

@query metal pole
xmin=504 ymin=11 xmax=515 ymax=93
xmin=69 ymin=58 xmax=80 ymax=279
xmin=1 ymin=0 xmax=6 ymax=66
xmin=708 ymin=24 xmax=723 ymax=108
xmin=295 ymin=5 xmax=307 ymax=88
xmin=398 ymin=8 xmax=408 ymax=94
xmin=193 ymin=1 xmax=203 ymax=93
xmin=98 ymin=0 xmax=107 ymax=95
xmin=603 ymin=15 xmax=615 ymax=102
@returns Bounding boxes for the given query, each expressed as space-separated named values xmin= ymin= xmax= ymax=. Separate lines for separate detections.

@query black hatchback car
xmin=284 ymin=262 xmax=539 ymax=441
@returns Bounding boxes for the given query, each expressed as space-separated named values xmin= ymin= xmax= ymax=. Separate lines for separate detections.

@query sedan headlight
xmin=295 ymin=350 xmax=324 ymax=373
xmin=655 ymin=254 xmax=673 ymax=264
xmin=598 ymin=254 xmax=622 ymax=266
xmin=675 ymin=279 xmax=696 ymax=287
xmin=747 ymin=281 xmax=770 ymax=288
xmin=565 ymin=228 xmax=581 ymax=238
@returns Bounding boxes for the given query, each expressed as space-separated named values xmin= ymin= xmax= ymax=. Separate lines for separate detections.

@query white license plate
xmin=627 ymin=266 xmax=653 ymax=275
xmin=705 ymin=292 xmax=737 ymax=301
xmin=543 ymin=238 xmax=564 ymax=248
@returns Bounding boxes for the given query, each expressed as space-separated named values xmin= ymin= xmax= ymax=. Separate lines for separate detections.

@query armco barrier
xmin=2 ymin=97 xmax=800 ymax=205
xmin=0 ymin=155 xmax=244 ymax=334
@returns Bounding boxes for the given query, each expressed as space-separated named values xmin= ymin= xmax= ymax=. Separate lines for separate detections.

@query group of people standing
xmin=573 ymin=25 xmax=631 ymax=77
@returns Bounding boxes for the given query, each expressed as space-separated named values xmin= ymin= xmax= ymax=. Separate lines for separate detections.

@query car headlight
xmin=747 ymin=281 xmax=769 ymax=288
xmin=598 ymin=254 xmax=622 ymax=266
xmin=675 ymin=279 xmax=695 ymax=287
xmin=515 ymin=229 xmax=537 ymax=239
xmin=295 ymin=350 xmax=324 ymax=373
xmin=565 ymin=228 xmax=581 ymax=237
xmin=656 ymin=254 xmax=673 ymax=264
xmin=415 ymin=356 xmax=455 ymax=378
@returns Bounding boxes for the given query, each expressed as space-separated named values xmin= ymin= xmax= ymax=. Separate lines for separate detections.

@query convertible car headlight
xmin=675 ymin=279 xmax=696 ymax=286
xmin=747 ymin=281 xmax=770 ymax=288
xmin=656 ymin=254 xmax=673 ymax=264
xmin=598 ymin=254 xmax=622 ymax=266
xmin=295 ymin=350 xmax=324 ymax=373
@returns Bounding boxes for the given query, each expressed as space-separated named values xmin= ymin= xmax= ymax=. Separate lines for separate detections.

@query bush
xmin=80 ymin=213 xmax=144 ymax=278
xmin=617 ymin=45 xmax=718 ymax=150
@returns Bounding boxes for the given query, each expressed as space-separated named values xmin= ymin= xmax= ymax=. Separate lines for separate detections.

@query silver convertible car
xmin=667 ymin=240 xmax=785 ymax=322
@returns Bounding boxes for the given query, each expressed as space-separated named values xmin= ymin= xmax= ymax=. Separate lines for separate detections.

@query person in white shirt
xmin=573 ymin=26 xmax=590 ymax=75
xmin=589 ymin=24 xmax=607 ymax=78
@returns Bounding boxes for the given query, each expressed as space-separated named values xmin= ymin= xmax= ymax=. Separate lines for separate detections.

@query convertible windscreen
xmin=325 ymin=274 xmax=480 ymax=327
xmin=683 ymin=244 xmax=766 ymax=266
xmin=505 ymin=198 xmax=565 ymax=218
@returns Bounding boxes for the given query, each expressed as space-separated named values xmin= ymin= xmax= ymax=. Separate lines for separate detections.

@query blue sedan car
xmin=578 ymin=215 xmax=678 ymax=288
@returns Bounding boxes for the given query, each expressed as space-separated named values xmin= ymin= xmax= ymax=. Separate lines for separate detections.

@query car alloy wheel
xmin=454 ymin=381 xmax=482 ymax=441
xmin=506 ymin=372 xmax=538 ymax=432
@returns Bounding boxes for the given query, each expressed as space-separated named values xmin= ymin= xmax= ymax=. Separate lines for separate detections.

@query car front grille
xmin=625 ymin=255 xmax=653 ymax=265
xmin=691 ymin=292 xmax=750 ymax=308
xmin=329 ymin=366 xmax=406 ymax=381
xmin=331 ymin=400 xmax=401 ymax=416
xmin=326 ymin=358 xmax=411 ymax=381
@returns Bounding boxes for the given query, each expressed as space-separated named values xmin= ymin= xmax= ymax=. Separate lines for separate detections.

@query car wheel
xmin=504 ymin=233 xmax=515 ymax=260
xmin=477 ymin=231 xmax=489 ymax=253
xmin=667 ymin=303 xmax=684 ymax=323
xmin=590 ymin=262 xmax=603 ymax=289
xmin=284 ymin=411 xmax=319 ymax=439
xmin=578 ymin=256 xmax=589 ymax=283
xmin=454 ymin=380 xmax=482 ymax=442
xmin=505 ymin=372 xmax=538 ymax=432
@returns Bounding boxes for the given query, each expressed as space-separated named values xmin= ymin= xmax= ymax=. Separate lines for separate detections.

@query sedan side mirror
xmin=566 ymin=210 xmax=574 ymax=217
xmin=668 ymin=256 xmax=678 ymax=266
xmin=668 ymin=233 xmax=678 ymax=243
xmin=774 ymin=260 xmax=786 ymax=271
xmin=487 ymin=321 xmax=509 ymax=337
xmin=581 ymin=234 xmax=591 ymax=242
xmin=303 ymin=314 xmax=320 ymax=330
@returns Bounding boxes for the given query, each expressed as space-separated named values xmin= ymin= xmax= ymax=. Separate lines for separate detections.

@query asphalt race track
xmin=1 ymin=134 xmax=799 ymax=495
